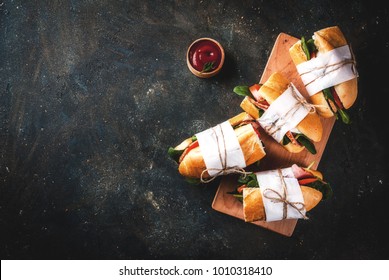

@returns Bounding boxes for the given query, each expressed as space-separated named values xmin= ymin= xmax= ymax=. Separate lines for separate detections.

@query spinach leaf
xmin=282 ymin=134 xmax=291 ymax=145
xmin=185 ymin=177 xmax=202 ymax=185
xmin=237 ymin=173 xmax=258 ymax=186
xmin=322 ymin=87 xmax=352 ymax=124
xmin=306 ymin=180 xmax=333 ymax=200
xmin=338 ymin=109 xmax=351 ymax=124
xmin=306 ymin=38 xmax=317 ymax=54
xmin=282 ymin=133 xmax=316 ymax=154
xmin=295 ymin=134 xmax=317 ymax=154
xmin=257 ymin=108 xmax=265 ymax=118
xmin=168 ymin=147 xmax=184 ymax=163
xmin=301 ymin=36 xmax=311 ymax=60
xmin=233 ymin=85 xmax=255 ymax=99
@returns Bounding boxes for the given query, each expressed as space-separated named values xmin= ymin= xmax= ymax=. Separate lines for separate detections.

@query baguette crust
xmin=242 ymin=186 xmax=322 ymax=222
xmin=240 ymin=97 xmax=261 ymax=119
xmin=283 ymin=141 xmax=305 ymax=153
xmin=258 ymin=72 xmax=290 ymax=103
xmin=310 ymin=92 xmax=335 ymax=118
xmin=178 ymin=113 xmax=266 ymax=179
xmin=243 ymin=188 xmax=265 ymax=222
xmin=178 ymin=147 xmax=207 ymax=178
xmin=289 ymin=26 xmax=358 ymax=115
xmin=314 ymin=26 xmax=347 ymax=52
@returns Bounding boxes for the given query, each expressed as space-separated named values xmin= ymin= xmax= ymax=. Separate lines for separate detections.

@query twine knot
xmin=262 ymin=169 xmax=308 ymax=220
xmin=199 ymin=124 xmax=251 ymax=183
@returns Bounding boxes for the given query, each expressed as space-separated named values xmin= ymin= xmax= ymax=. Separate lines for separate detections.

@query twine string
xmin=200 ymin=167 xmax=252 ymax=183
xmin=299 ymin=58 xmax=357 ymax=87
xmin=289 ymin=83 xmax=327 ymax=113
xmin=262 ymin=169 xmax=308 ymax=220
xmin=199 ymin=124 xmax=251 ymax=183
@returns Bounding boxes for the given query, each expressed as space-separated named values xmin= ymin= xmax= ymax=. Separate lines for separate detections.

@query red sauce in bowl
xmin=188 ymin=39 xmax=223 ymax=72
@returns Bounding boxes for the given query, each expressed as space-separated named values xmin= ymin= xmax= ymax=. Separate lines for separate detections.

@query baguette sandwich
xmin=168 ymin=112 xmax=266 ymax=183
xmin=228 ymin=164 xmax=332 ymax=222
xmin=234 ymin=72 xmax=323 ymax=154
xmin=289 ymin=26 xmax=358 ymax=123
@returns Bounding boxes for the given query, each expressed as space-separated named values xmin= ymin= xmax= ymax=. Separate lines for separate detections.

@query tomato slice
xmin=249 ymin=84 xmax=261 ymax=94
xmin=249 ymin=84 xmax=263 ymax=101
xmin=179 ymin=140 xmax=199 ymax=162
xmin=298 ymin=177 xmax=317 ymax=185
xmin=251 ymin=122 xmax=261 ymax=139
xmin=237 ymin=184 xmax=247 ymax=193
xmin=331 ymin=87 xmax=344 ymax=109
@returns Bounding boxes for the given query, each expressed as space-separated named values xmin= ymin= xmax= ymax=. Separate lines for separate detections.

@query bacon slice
xmin=179 ymin=141 xmax=199 ymax=163
xmin=331 ymin=87 xmax=344 ymax=109
xmin=291 ymin=164 xmax=313 ymax=179
xmin=250 ymin=98 xmax=269 ymax=110
xmin=285 ymin=131 xmax=299 ymax=145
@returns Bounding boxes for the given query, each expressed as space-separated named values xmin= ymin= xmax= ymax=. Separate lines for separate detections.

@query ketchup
xmin=188 ymin=39 xmax=222 ymax=72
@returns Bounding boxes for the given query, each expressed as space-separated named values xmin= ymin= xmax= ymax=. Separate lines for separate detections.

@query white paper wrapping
xmin=258 ymin=83 xmax=310 ymax=143
xmin=195 ymin=121 xmax=246 ymax=177
xmin=257 ymin=168 xmax=306 ymax=222
xmin=296 ymin=45 xmax=357 ymax=96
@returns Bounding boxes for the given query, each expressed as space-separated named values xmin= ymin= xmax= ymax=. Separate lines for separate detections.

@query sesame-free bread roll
xmin=289 ymin=26 xmax=358 ymax=118
xmin=174 ymin=112 xmax=266 ymax=179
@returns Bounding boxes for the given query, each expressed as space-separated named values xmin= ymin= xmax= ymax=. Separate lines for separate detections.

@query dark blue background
xmin=1 ymin=0 xmax=388 ymax=259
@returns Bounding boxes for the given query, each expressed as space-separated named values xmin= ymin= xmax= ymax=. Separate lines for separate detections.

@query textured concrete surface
xmin=1 ymin=0 xmax=388 ymax=259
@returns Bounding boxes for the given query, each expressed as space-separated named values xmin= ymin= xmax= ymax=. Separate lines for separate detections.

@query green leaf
xmin=338 ymin=109 xmax=351 ymax=124
xmin=322 ymin=87 xmax=338 ymax=118
xmin=282 ymin=134 xmax=291 ymax=145
xmin=306 ymin=38 xmax=317 ymax=54
xmin=257 ymin=108 xmax=264 ymax=118
xmin=295 ymin=134 xmax=317 ymax=154
xmin=167 ymin=147 xmax=184 ymax=163
xmin=247 ymin=179 xmax=259 ymax=188
xmin=283 ymin=133 xmax=316 ymax=154
xmin=301 ymin=36 xmax=311 ymax=60
xmin=237 ymin=173 xmax=257 ymax=185
xmin=323 ymin=87 xmax=351 ymax=124
xmin=322 ymin=87 xmax=335 ymax=102
xmin=185 ymin=177 xmax=202 ymax=185
xmin=233 ymin=85 xmax=256 ymax=100
xmin=201 ymin=61 xmax=215 ymax=73
xmin=306 ymin=180 xmax=333 ymax=200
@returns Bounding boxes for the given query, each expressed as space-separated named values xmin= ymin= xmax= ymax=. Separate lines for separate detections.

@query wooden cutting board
xmin=211 ymin=33 xmax=336 ymax=237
